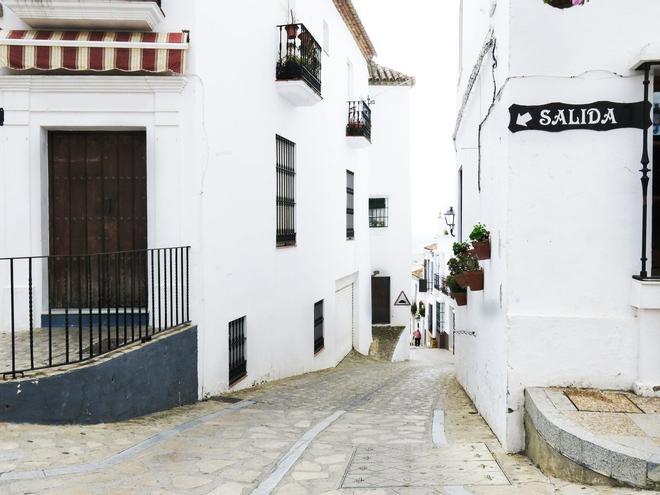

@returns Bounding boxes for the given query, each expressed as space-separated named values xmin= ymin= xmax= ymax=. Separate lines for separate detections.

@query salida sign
xmin=508 ymin=101 xmax=651 ymax=133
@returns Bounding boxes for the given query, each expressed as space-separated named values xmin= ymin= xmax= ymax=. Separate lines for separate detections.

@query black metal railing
xmin=276 ymin=23 xmax=322 ymax=95
xmin=419 ymin=279 xmax=428 ymax=293
xmin=228 ymin=316 xmax=246 ymax=385
xmin=1 ymin=247 xmax=190 ymax=380
xmin=346 ymin=100 xmax=372 ymax=142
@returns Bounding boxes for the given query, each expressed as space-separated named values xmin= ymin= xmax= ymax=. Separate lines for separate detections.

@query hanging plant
xmin=544 ymin=0 xmax=588 ymax=8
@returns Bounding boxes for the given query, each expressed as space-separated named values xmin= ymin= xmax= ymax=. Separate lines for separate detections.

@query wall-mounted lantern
xmin=444 ymin=207 xmax=456 ymax=237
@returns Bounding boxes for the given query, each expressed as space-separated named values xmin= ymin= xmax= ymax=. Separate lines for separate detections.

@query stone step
xmin=525 ymin=387 xmax=660 ymax=490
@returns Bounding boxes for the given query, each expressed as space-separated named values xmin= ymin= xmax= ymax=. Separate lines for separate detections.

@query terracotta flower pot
xmin=452 ymin=291 xmax=467 ymax=306
xmin=286 ymin=24 xmax=300 ymax=39
xmin=464 ymin=270 xmax=484 ymax=291
xmin=472 ymin=239 xmax=491 ymax=260
xmin=455 ymin=272 xmax=469 ymax=289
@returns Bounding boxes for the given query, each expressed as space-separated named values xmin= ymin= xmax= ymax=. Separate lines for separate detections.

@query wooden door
xmin=371 ymin=276 xmax=390 ymax=325
xmin=49 ymin=131 xmax=147 ymax=308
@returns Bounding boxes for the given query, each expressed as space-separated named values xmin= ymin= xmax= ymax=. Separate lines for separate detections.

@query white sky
xmin=352 ymin=0 xmax=460 ymax=248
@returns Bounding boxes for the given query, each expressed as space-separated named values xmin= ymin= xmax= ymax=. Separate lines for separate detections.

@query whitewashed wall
xmin=0 ymin=0 xmax=378 ymax=396
xmin=368 ymin=84 xmax=412 ymax=331
xmin=455 ymin=0 xmax=660 ymax=452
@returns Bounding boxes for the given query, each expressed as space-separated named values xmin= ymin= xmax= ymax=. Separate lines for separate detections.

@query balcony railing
xmin=1 ymin=247 xmax=190 ymax=379
xmin=276 ymin=23 xmax=322 ymax=95
xmin=346 ymin=100 xmax=372 ymax=142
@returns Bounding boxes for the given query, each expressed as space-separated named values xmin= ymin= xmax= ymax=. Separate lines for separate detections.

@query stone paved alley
xmin=0 ymin=350 xmax=656 ymax=494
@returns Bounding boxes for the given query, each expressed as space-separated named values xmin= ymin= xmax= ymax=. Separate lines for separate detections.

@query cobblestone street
xmin=0 ymin=350 xmax=654 ymax=494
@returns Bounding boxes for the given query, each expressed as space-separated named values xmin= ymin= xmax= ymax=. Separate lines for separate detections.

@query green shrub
xmin=469 ymin=223 xmax=490 ymax=242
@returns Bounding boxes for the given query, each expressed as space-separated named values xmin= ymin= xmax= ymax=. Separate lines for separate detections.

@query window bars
xmin=314 ymin=300 xmax=324 ymax=354
xmin=346 ymin=170 xmax=355 ymax=240
xmin=276 ymin=135 xmax=296 ymax=247
xmin=437 ymin=301 xmax=445 ymax=333
xmin=369 ymin=198 xmax=388 ymax=228
xmin=228 ymin=316 xmax=247 ymax=385
xmin=1 ymin=247 xmax=191 ymax=380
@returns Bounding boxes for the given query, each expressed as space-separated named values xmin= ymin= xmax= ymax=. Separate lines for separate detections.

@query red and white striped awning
xmin=0 ymin=31 xmax=189 ymax=74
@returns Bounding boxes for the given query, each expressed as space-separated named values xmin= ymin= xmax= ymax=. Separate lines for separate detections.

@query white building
xmin=455 ymin=0 xmax=660 ymax=453
xmin=0 ymin=0 xmax=413 ymax=417
xmin=367 ymin=62 xmax=415 ymax=336
xmin=413 ymin=219 xmax=456 ymax=351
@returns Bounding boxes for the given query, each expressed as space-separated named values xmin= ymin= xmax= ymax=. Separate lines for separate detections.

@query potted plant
xmin=411 ymin=302 xmax=418 ymax=317
xmin=463 ymin=257 xmax=484 ymax=291
xmin=469 ymin=223 xmax=491 ymax=261
xmin=445 ymin=276 xmax=467 ymax=306
xmin=418 ymin=301 xmax=426 ymax=318
xmin=448 ymin=242 xmax=470 ymax=287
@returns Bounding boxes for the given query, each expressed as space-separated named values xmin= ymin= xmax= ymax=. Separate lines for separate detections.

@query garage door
xmin=335 ymin=283 xmax=355 ymax=355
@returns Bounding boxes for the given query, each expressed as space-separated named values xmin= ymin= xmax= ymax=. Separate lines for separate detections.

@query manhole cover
xmin=565 ymin=390 xmax=642 ymax=413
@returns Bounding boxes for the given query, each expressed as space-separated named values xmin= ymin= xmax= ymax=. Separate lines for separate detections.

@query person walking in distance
xmin=413 ymin=327 xmax=422 ymax=347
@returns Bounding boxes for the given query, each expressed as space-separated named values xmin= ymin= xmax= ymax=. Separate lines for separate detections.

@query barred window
xmin=437 ymin=302 xmax=445 ymax=333
xmin=314 ymin=300 xmax=324 ymax=353
xmin=276 ymin=135 xmax=296 ymax=247
xmin=346 ymin=170 xmax=355 ymax=240
xmin=369 ymin=198 xmax=388 ymax=228
xmin=228 ymin=316 xmax=247 ymax=385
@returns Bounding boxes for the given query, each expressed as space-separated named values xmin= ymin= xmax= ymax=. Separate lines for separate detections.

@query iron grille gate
xmin=276 ymin=135 xmax=296 ymax=247
xmin=346 ymin=171 xmax=355 ymax=240
xmin=314 ymin=300 xmax=324 ymax=353
xmin=228 ymin=317 xmax=246 ymax=385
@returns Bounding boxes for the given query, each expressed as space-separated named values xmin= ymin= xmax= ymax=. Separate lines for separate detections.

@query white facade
xmin=455 ymin=0 xmax=660 ymax=453
xmin=414 ymin=224 xmax=456 ymax=350
xmin=368 ymin=76 xmax=414 ymax=334
xmin=0 ymin=1 xmax=412 ymax=397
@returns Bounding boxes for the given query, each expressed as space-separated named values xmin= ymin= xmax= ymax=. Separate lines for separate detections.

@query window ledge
xmin=631 ymin=277 xmax=660 ymax=309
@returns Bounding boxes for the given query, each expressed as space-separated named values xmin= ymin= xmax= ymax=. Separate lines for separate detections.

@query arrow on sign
xmin=516 ymin=112 xmax=532 ymax=127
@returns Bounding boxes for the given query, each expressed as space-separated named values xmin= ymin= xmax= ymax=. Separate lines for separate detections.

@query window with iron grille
xmin=228 ymin=316 xmax=247 ymax=386
xmin=437 ymin=302 xmax=445 ymax=333
xmin=346 ymin=170 xmax=355 ymax=240
xmin=314 ymin=300 xmax=324 ymax=353
xmin=276 ymin=135 xmax=296 ymax=247
xmin=428 ymin=302 xmax=433 ymax=335
xmin=369 ymin=198 xmax=388 ymax=228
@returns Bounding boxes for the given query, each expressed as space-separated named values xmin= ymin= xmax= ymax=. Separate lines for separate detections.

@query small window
xmin=276 ymin=135 xmax=296 ymax=247
xmin=228 ymin=316 xmax=247 ymax=386
xmin=314 ymin=300 xmax=324 ymax=353
xmin=346 ymin=171 xmax=355 ymax=240
xmin=323 ymin=20 xmax=330 ymax=55
xmin=437 ymin=302 xmax=445 ymax=333
xmin=369 ymin=198 xmax=388 ymax=228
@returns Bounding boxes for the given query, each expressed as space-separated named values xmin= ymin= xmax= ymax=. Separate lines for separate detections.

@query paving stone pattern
xmin=0 ymin=349 xmax=655 ymax=494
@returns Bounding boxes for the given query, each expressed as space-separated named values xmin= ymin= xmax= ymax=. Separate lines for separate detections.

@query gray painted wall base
xmin=0 ymin=326 xmax=198 ymax=424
